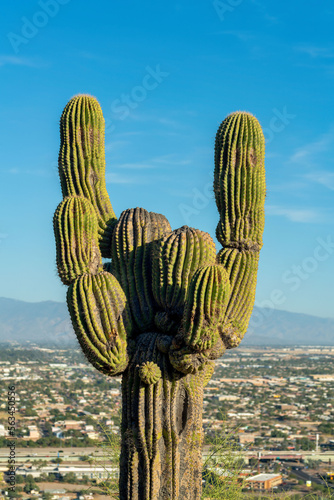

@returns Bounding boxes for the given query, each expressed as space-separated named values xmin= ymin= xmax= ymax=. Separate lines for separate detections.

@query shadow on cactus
xmin=53 ymin=95 xmax=266 ymax=500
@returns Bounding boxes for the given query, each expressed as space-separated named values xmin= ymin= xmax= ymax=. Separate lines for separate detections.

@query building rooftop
xmin=247 ymin=473 xmax=282 ymax=482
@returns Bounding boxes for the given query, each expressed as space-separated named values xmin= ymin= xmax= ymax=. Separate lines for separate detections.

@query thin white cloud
xmin=213 ymin=30 xmax=255 ymax=42
xmin=122 ymin=113 xmax=183 ymax=130
xmin=289 ymin=127 xmax=334 ymax=166
xmin=113 ymin=131 xmax=148 ymax=138
xmin=0 ymin=55 xmax=37 ymax=67
xmin=105 ymin=172 xmax=150 ymax=184
xmin=295 ymin=45 xmax=334 ymax=59
xmin=269 ymin=181 xmax=308 ymax=193
xmin=266 ymin=205 xmax=320 ymax=223
xmin=306 ymin=171 xmax=334 ymax=191
xmin=75 ymin=51 xmax=119 ymax=65
xmin=158 ymin=117 xmax=181 ymax=128
xmin=110 ymin=154 xmax=192 ymax=170
xmin=165 ymin=188 xmax=198 ymax=199
xmin=105 ymin=140 xmax=129 ymax=152
xmin=288 ymin=127 xmax=334 ymax=192
xmin=249 ymin=0 xmax=279 ymax=23
xmin=5 ymin=167 xmax=52 ymax=177
xmin=113 ymin=162 xmax=156 ymax=170
xmin=153 ymin=154 xmax=191 ymax=166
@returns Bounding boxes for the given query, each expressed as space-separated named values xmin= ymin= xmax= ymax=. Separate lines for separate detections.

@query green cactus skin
xmin=153 ymin=226 xmax=216 ymax=310
xmin=111 ymin=208 xmax=171 ymax=334
xmin=53 ymin=97 xmax=266 ymax=499
xmin=152 ymin=226 xmax=216 ymax=332
xmin=67 ymin=271 xmax=133 ymax=376
xmin=181 ymin=264 xmax=230 ymax=351
xmin=53 ymin=196 xmax=103 ymax=285
xmin=217 ymin=248 xmax=259 ymax=347
xmin=214 ymin=111 xmax=265 ymax=251
xmin=138 ymin=361 xmax=162 ymax=385
xmin=213 ymin=111 xmax=266 ymax=349
xmin=120 ymin=332 xmax=214 ymax=500
xmin=58 ymin=95 xmax=117 ymax=257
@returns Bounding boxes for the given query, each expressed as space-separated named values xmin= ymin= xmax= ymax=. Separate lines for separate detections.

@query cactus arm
xmin=152 ymin=226 xmax=216 ymax=331
xmin=58 ymin=94 xmax=117 ymax=257
xmin=151 ymin=227 xmax=228 ymax=374
xmin=54 ymin=95 xmax=134 ymax=376
xmin=67 ymin=271 xmax=133 ymax=376
xmin=181 ymin=264 xmax=230 ymax=351
xmin=53 ymin=196 xmax=103 ymax=285
xmin=111 ymin=207 xmax=172 ymax=335
xmin=213 ymin=112 xmax=266 ymax=347
xmin=53 ymin=194 xmax=132 ymax=376
xmin=168 ymin=264 xmax=230 ymax=374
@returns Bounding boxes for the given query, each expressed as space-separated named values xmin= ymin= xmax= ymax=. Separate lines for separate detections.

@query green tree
xmin=42 ymin=493 xmax=53 ymax=500
xmin=7 ymin=490 xmax=22 ymax=499
xmin=23 ymin=475 xmax=39 ymax=493
xmin=62 ymin=472 xmax=77 ymax=483
xmin=23 ymin=408 xmax=38 ymax=417
xmin=296 ymin=437 xmax=316 ymax=451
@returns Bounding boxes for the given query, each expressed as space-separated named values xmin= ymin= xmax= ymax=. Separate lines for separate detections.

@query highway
xmin=0 ymin=447 xmax=104 ymax=463
xmin=290 ymin=466 xmax=334 ymax=491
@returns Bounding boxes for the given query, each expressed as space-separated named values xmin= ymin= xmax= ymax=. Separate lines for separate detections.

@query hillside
xmin=0 ymin=297 xmax=333 ymax=347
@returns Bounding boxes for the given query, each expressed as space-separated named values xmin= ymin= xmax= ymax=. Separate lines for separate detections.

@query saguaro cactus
xmin=53 ymin=95 xmax=266 ymax=499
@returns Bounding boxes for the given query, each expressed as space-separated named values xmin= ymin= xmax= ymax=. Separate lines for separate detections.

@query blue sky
xmin=1 ymin=0 xmax=333 ymax=319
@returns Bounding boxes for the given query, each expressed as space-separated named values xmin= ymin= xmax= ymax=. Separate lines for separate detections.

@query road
xmin=291 ymin=466 xmax=334 ymax=490
xmin=0 ymin=447 xmax=105 ymax=463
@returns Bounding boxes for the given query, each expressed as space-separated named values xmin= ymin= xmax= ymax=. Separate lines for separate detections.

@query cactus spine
xmin=53 ymin=96 xmax=266 ymax=499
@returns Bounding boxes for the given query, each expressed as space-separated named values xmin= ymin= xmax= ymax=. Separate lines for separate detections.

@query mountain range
xmin=0 ymin=297 xmax=333 ymax=347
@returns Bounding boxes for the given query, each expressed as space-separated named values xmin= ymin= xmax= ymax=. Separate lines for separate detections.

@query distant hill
xmin=0 ymin=297 xmax=74 ymax=347
xmin=245 ymin=307 xmax=334 ymax=346
xmin=0 ymin=297 xmax=333 ymax=347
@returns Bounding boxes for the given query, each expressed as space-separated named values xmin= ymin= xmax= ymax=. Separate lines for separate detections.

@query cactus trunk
xmin=120 ymin=332 xmax=210 ymax=500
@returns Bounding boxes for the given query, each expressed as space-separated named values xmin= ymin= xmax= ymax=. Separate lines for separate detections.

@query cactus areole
xmin=53 ymin=95 xmax=266 ymax=499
